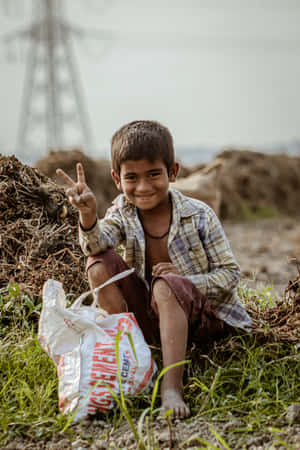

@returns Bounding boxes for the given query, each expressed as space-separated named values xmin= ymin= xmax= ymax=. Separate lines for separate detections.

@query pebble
xmin=286 ymin=403 xmax=300 ymax=424
xmin=92 ymin=441 xmax=109 ymax=450
xmin=223 ymin=419 xmax=242 ymax=431
xmin=71 ymin=439 xmax=89 ymax=449
xmin=47 ymin=440 xmax=71 ymax=449
xmin=158 ymin=430 xmax=171 ymax=443
xmin=246 ymin=436 xmax=265 ymax=447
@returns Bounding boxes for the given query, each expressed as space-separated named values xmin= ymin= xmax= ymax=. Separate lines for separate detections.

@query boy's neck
xmin=137 ymin=193 xmax=171 ymax=222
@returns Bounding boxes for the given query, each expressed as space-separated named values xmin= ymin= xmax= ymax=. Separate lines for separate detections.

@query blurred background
xmin=1 ymin=0 xmax=300 ymax=298
xmin=1 ymin=0 xmax=300 ymax=166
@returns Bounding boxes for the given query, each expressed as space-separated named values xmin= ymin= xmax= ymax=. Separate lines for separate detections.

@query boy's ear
xmin=169 ymin=162 xmax=179 ymax=182
xmin=111 ymin=170 xmax=122 ymax=191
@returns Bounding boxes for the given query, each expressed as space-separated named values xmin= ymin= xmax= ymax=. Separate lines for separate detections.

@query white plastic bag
xmin=38 ymin=270 xmax=157 ymax=421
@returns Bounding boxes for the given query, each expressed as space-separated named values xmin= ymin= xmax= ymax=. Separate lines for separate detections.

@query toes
xmin=178 ymin=405 xmax=190 ymax=419
xmin=170 ymin=405 xmax=190 ymax=419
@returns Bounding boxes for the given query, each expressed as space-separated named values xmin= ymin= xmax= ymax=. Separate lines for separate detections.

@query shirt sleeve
xmin=79 ymin=204 xmax=125 ymax=256
xmin=185 ymin=208 xmax=241 ymax=301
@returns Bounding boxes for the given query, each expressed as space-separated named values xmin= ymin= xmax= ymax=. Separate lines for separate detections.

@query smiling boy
xmin=57 ymin=120 xmax=251 ymax=419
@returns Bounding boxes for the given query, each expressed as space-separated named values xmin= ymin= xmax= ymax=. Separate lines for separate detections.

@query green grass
xmin=0 ymin=283 xmax=299 ymax=448
xmin=237 ymin=202 xmax=280 ymax=221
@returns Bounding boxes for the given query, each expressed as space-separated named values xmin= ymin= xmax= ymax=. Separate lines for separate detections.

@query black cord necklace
xmin=140 ymin=202 xmax=173 ymax=240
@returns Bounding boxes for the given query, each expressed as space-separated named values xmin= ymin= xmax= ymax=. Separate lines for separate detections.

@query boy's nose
xmin=136 ymin=178 xmax=151 ymax=192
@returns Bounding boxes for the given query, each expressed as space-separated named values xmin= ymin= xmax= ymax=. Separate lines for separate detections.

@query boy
xmin=57 ymin=120 xmax=251 ymax=419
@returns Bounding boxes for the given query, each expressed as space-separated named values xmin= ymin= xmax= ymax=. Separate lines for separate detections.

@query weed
xmin=0 ymin=282 xmax=299 ymax=448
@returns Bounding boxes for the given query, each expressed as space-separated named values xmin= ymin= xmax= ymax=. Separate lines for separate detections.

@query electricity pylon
xmin=4 ymin=0 xmax=95 ymax=157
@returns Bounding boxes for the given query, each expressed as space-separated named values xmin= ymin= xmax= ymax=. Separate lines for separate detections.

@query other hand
xmin=152 ymin=262 xmax=179 ymax=277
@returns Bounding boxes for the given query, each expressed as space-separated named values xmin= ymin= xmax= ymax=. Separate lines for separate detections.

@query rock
xmin=286 ymin=403 xmax=300 ymax=424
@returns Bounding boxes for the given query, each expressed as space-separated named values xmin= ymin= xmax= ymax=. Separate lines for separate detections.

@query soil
xmin=4 ymin=412 xmax=300 ymax=449
xmin=1 ymin=153 xmax=300 ymax=449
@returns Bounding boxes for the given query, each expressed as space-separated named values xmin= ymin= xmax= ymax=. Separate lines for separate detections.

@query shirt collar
xmin=112 ymin=193 xmax=137 ymax=216
xmin=169 ymin=189 xmax=201 ymax=218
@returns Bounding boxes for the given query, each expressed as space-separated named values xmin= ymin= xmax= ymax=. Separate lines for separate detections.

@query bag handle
xmin=71 ymin=268 xmax=135 ymax=310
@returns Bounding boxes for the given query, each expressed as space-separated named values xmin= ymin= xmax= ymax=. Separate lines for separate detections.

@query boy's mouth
xmin=135 ymin=194 xmax=155 ymax=200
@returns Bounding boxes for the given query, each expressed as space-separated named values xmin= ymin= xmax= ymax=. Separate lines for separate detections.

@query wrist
xmin=79 ymin=212 xmax=97 ymax=231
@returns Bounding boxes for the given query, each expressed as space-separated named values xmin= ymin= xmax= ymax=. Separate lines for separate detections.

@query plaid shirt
xmin=79 ymin=189 xmax=251 ymax=330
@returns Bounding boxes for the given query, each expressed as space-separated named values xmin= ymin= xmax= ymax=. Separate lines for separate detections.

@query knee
xmin=87 ymin=260 xmax=110 ymax=288
xmin=86 ymin=249 xmax=123 ymax=287
xmin=152 ymin=278 xmax=177 ymax=307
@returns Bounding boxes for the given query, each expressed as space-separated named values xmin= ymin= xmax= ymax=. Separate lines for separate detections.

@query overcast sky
xmin=1 ymin=0 xmax=300 ymax=163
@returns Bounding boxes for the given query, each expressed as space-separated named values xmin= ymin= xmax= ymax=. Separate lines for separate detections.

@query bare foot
xmin=161 ymin=388 xmax=190 ymax=419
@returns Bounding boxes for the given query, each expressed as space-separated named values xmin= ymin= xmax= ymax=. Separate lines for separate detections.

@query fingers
xmin=56 ymin=163 xmax=86 ymax=187
xmin=66 ymin=187 xmax=80 ymax=204
xmin=76 ymin=162 xmax=86 ymax=184
xmin=66 ymin=188 xmax=93 ymax=207
xmin=152 ymin=263 xmax=178 ymax=276
xmin=56 ymin=168 xmax=76 ymax=187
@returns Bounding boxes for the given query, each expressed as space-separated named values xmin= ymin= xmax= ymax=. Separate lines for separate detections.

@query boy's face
xmin=112 ymin=158 xmax=179 ymax=211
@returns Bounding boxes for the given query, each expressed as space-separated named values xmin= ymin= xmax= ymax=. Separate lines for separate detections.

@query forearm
xmin=79 ymin=212 xmax=124 ymax=256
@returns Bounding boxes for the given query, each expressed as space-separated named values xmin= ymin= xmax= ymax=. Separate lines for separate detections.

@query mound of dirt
xmin=178 ymin=149 xmax=300 ymax=219
xmin=216 ymin=149 xmax=300 ymax=219
xmin=35 ymin=149 xmax=118 ymax=218
xmin=0 ymin=154 xmax=88 ymax=298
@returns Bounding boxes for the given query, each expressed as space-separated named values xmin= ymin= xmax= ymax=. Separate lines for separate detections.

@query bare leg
xmin=88 ymin=262 xmax=127 ymax=314
xmin=153 ymin=278 xmax=190 ymax=419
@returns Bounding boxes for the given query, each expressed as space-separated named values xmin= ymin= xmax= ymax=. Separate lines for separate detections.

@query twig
xmin=42 ymin=248 xmax=80 ymax=267
xmin=265 ymin=355 xmax=300 ymax=366
xmin=198 ymin=354 xmax=221 ymax=369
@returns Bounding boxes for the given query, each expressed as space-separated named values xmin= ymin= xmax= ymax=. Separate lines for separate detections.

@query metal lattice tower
xmin=13 ymin=0 xmax=93 ymax=156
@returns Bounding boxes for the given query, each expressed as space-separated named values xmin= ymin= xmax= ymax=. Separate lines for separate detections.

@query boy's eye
xmin=124 ymin=175 xmax=136 ymax=181
xmin=149 ymin=172 xmax=161 ymax=178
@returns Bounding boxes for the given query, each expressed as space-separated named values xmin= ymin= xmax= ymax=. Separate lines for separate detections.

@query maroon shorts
xmin=86 ymin=249 xmax=227 ymax=345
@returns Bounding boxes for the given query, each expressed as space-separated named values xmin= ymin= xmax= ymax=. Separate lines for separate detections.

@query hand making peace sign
xmin=56 ymin=163 xmax=97 ymax=229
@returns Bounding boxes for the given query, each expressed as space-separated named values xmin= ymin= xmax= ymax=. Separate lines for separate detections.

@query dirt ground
xmin=7 ymin=419 xmax=299 ymax=450
xmin=224 ymin=216 xmax=300 ymax=299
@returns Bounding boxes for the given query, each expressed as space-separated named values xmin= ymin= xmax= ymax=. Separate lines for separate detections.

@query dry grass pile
xmin=247 ymin=272 xmax=300 ymax=343
xmin=0 ymin=154 xmax=88 ymax=298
